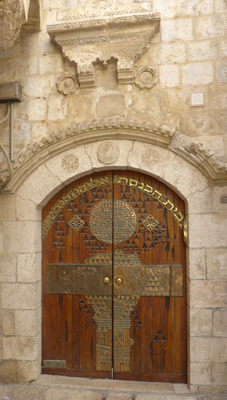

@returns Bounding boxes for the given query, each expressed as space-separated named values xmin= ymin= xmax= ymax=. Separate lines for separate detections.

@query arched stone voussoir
xmin=4 ymin=118 xmax=227 ymax=195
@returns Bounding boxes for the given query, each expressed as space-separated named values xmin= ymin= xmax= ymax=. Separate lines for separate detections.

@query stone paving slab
xmin=0 ymin=381 xmax=226 ymax=400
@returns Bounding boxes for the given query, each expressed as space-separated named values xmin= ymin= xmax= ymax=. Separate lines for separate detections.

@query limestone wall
xmin=0 ymin=0 xmax=226 ymax=393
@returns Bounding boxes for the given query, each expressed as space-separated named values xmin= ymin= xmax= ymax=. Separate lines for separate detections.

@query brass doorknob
xmin=115 ymin=277 xmax=123 ymax=285
xmin=103 ymin=277 xmax=110 ymax=284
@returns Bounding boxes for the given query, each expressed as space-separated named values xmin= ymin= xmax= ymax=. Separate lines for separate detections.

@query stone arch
xmin=1 ymin=123 xmax=227 ymax=384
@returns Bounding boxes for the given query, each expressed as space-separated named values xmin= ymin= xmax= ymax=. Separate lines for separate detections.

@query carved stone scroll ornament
xmin=135 ymin=67 xmax=158 ymax=89
xmin=47 ymin=1 xmax=160 ymax=87
xmin=97 ymin=142 xmax=120 ymax=164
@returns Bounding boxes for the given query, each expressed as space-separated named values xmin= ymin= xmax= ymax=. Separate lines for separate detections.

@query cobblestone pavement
xmin=0 ymin=376 xmax=226 ymax=400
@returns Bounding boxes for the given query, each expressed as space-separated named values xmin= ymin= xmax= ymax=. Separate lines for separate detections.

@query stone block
xmin=188 ymin=40 xmax=218 ymax=61
xmin=0 ymin=360 xmax=17 ymax=383
xmin=190 ymin=309 xmax=212 ymax=336
xmin=188 ymin=187 xmax=211 ymax=215
xmin=17 ymin=253 xmax=40 ymax=283
xmin=161 ymin=19 xmax=194 ymax=43
xmin=47 ymin=95 xmax=68 ymax=121
xmin=68 ymin=95 xmax=95 ymax=122
xmin=188 ymin=248 xmax=206 ymax=279
xmin=150 ymin=42 xmax=187 ymax=64
xmin=207 ymin=85 xmax=227 ymax=109
xmin=44 ymin=389 xmax=102 ymax=400
xmin=17 ymin=356 xmax=41 ymax=382
xmin=22 ymin=75 xmax=55 ymax=98
xmin=213 ymin=309 xmax=227 ymax=337
xmin=45 ymin=147 xmax=92 ymax=187
xmin=190 ymin=337 xmax=227 ymax=363
xmin=16 ymin=196 xmax=39 ymax=222
xmin=136 ymin=396 xmax=197 ymax=400
xmin=16 ymin=99 xmax=47 ymax=121
xmin=8 ymin=384 xmax=45 ymax=399
xmin=216 ymin=61 xmax=227 ymax=83
xmin=1 ymin=283 xmax=37 ymax=310
xmin=1 ymin=310 xmax=15 ymax=336
xmin=190 ymin=363 xmax=211 ymax=385
xmin=221 ymin=40 xmax=227 ymax=58
xmin=195 ymin=15 xmax=226 ymax=40
xmin=215 ymin=0 xmax=227 ymax=12
xmin=189 ymin=214 xmax=227 ymax=248
xmin=207 ymin=248 xmax=227 ymax=280
xmin=15 ymin=309 xmax=37 ymax=337
xmin=159 ymin=65 xmax=180 ymax=88
xmin=190 ymin=280 xmax=227 ymax=308
xmin=96 ymin=94 xmax=126 ymax=118
xmin=211 ymin=362 xmax=227 ymax=386
xmin=0 ymin=194 xmax=15 ymax=221
xmin=2 ymin=221 xmax=39 ymax=253
xmin=182 ymin=63 xmax=213 ymax=86
xmin=0 ymin=254 xmax=17 ymax=282
xmin=3 ymin=336 xmax=38 ymax=361
xmin=0 ymin=231 xmax=4 ymax=253
xmin=39 ymin=54 xmax=64 ymax=75
xmin=31 ymin=121 xmax=48 ymax=140
xmin=17 ymin=164 xmax=63 ymax=207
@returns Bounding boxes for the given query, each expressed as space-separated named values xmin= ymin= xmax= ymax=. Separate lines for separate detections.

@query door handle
xmin=115 ymin=277 xmax=123 ymax=285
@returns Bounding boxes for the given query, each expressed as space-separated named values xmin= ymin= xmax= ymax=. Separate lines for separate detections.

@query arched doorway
xmin=42 ymin=170 xmax=187 ymax=383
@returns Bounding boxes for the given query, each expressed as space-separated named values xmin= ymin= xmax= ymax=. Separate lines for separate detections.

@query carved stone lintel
xmin=47 ymin=1 xmax=160 ymax=87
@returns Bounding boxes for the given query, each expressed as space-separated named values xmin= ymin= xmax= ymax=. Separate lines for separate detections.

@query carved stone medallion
xmin=97 ymin=142 xmax=120 ymax=164
xmin=135 ymin=67 xmax=158 ymax=89
xmin=57 ymin=73 xmax=79 ymax=95
xmin=89 ymin=199 xmax=137 ymax=245
xmin=61 ymin=154 xmax=79 ymax=172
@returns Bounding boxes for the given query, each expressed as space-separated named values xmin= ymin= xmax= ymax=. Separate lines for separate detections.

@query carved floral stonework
xmin=97 ymin=142 xmax=120 ymax=164
xmin=47 ymin=0 xmax=160 ymax=87
xmin=57 ymin=73 xmax=79 ymax=95
xmin=61 ymin=154 xmax=79 ymax=173
xmin=135 ymin=67 xmax=158 ymax=89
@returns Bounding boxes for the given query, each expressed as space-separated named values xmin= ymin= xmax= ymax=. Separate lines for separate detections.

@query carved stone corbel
xmin=47 ymin=1 xmax=160 ymax=88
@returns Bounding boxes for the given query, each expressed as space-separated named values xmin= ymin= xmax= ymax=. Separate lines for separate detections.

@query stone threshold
xmin=32 ymin=374 xmax=190 ymax=394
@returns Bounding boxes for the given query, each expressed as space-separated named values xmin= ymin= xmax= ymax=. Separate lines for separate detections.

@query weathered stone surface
xmin=190 ymin=337 xmax=227 ymax=363
xmin=187 ymin=187 xmax=211 ymax=215
xmin=16 ymin=99 xmax=47 ymax=121
xmin=0 ymin=194 xmax=15 ymax=221
xmin=96 ymin=94 xmax=126 ymax=118
xmin=15 ymin=309 xmax=37 ymax=337
xmin=189 ymin=214 xmax=227 ymax=248
xmin=214 ymin=0 xmax=227 ymax=13
xmin=1 ymin=222 xmax=39 ymax=254
xmin=182 ymin=63 xmax=214 ymax=85
xmin=159 ymin=65 xmax=180 ymax=88
xmin=216 ymin=61 xmax=227 ymax=83
xmin=3 ymin=336 xmax=38 ymax=361
xmin=190 ymin=363 xmax=211 ymax=385
xmin=195 ymin=15 xmax=227 ymax=40
xmin=47 ymin=95 xmax=68 ymax=121
xmin=16 ymin=196 xmax=39 ymax=222
xmin=190 ymin=309 xmax=212 ymax=337
xmin=211 ymin=362 xmax=227 ymax=386
xmin=1 ymin=283 xmax=37 ymax=310
xmin=0 ymin=253 xmax=17 ymax=282
xmin=207 ymin=248 xmax=227 ymax=280
xmin=17 ymin=253 xmax=40 ymax=283
xmin=190 ymin=280 xmax=227 ymax=308
xmin=213 ymin=309 xmax=227 ymax=337
xmin=161 ymin=19 xmax=194 ymax=42
xmin=220 ymin=40 xmax=227 ymax=58
xmin=8 ymin=385 xmax=45 ymax=399
xmin=188 ymin=248 xmax=206 ymax=279
xmin=188 ymin=40 xmax=218 ymax=61
xmin=44 ymin=389 xmax=102 ymax=400
xmin=1 ymin=310 xmax=15 ymax=336
xmin=0 ymin=360 xmax=17 ymax=383
xmin=136 ymin=396 xmax=197 ymax=400
xmin=68 ymin=95 xmax=95 ymax=121
xmin=85 ymin=140 xmax=133 ymax=170
xmin=150 ymin=42 xmax=187 ymax=64
xmin=17 ymin=356 xmax=41 ymax=382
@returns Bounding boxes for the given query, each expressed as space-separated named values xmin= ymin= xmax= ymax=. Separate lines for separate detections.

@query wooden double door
xmin=42 ymin=171 xmax=187 ymax=382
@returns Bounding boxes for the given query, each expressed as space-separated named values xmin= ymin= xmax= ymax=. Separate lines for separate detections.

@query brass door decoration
xmin=42 ymin=171 xmax=187 ymax=382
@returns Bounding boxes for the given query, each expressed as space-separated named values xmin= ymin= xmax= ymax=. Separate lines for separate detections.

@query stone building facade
xmin=0 ymin=0 xmax=226 ymax=394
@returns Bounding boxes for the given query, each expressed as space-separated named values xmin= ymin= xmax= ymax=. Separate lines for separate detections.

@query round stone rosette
xmin=57 ymin=73 xmax=79 ymax=95
xmin=89 ymin=199 xmax=137 ymax=245
xmin=135 ymin=67 xmax=158 ymax=89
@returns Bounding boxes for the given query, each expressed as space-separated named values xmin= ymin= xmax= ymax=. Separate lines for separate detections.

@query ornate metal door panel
xmin=42 ymin=171 xmax=187 ymax=382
